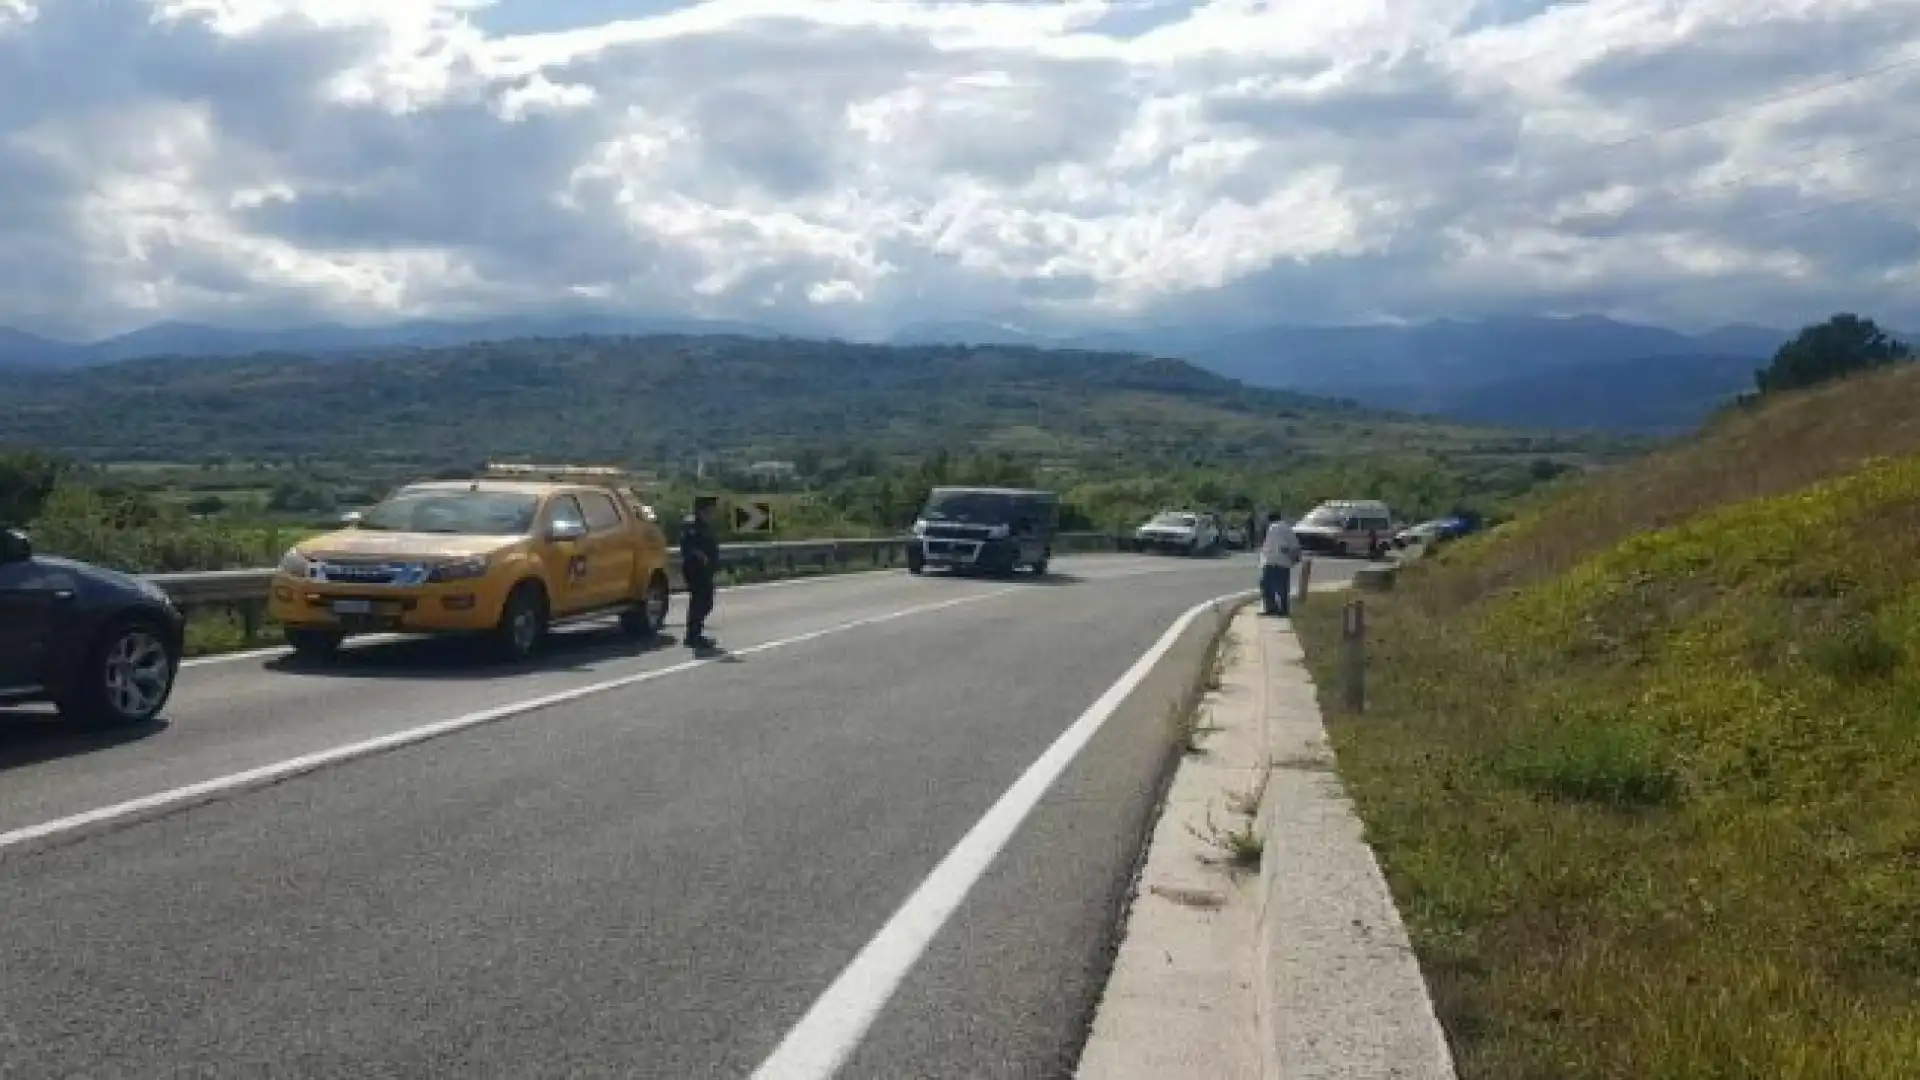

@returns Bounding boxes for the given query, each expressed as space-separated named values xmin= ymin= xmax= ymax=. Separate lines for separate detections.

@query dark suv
xmin=907 ymin=487 xmax=1059 ymax=576
xmin=0 ymin=527 xmax=187 ymax=725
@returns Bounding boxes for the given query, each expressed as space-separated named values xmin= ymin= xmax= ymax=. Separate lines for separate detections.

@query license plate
xmin=332 ymin=599 xmax=374 ymax=615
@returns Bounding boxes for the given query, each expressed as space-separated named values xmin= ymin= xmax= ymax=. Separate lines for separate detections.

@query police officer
xmin=680 ymin=495 xmax=721 ymax=650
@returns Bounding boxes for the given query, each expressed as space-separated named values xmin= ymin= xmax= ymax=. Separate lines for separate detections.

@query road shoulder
xmin=1076 ymin=603 xmax=1457 ymax=1080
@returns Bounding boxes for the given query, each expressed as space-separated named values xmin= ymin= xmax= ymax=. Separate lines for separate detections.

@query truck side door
xmin=539 ymin=494 xmax=594 ymax=615
xmin=578 ymin=490 xmax=635 ymax=608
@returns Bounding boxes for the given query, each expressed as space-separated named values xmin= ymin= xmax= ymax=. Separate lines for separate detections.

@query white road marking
xmin=174 ymin=554 xmax=1205 ymax=669
xmin=3 ymin=588 xmax=1019 ymax=854
xmin=747 ymin=588 xmax=1255 ymax=1080
xmin=177 ymin=571 xmax=899 ymax=669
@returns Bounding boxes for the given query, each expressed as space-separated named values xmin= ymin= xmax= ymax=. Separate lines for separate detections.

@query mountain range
xmin=0 ymin=312 xmax=1875 ymax=435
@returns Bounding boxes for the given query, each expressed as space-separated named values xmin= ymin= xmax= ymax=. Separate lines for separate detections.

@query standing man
xmin=1259 ymin=511 xmax=1303 ymax=617
xmin=680 ymin=495 xmax=721 ymax=650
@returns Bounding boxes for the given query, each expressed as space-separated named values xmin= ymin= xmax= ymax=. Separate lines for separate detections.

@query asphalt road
xmin=0 ymin=552 xmax=1359 ymax=1079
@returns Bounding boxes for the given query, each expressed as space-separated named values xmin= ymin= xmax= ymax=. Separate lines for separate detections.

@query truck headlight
xmin=428 ymin=556 xmax=489 ymax=582
xmin=986 ymin=524 xmax=1010 ymax=540
xmin=278 ymin=548 xmax=311 ymax=577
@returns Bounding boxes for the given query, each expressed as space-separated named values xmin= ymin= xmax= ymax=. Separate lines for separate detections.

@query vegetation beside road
xmin=0 ymin=333 xmax=1634 ymax=469
xmin=0 ymin=336 xmax=1625 ymax=575
xmin=1293 ymin=316 xmax=1920 ymax=1079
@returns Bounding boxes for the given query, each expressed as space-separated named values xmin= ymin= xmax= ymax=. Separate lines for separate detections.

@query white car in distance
xmin=1133 ymin=510 xmax=1220 ymax=556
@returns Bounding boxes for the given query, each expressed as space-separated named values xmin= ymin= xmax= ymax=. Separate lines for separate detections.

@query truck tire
xmin=491 ymin=580 xmax=548 ymax=662
xmin=285 ymin=628 xmax=345 ymax=659
xmin=620 ymin=572 xmax=671 ymax=638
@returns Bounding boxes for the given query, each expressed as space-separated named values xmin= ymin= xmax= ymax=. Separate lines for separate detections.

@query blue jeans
xmin=1260 ymin=564 xmax=1291 ymax=615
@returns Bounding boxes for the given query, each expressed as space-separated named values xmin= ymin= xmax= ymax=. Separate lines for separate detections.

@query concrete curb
xmin=1077 ymin=594 xmax=1263 ymax=1080
xmin=1254 ymin=615 xmax=1457 ymax=1080
xmin=1076 ymin=595 xmax=1455 ymax=1080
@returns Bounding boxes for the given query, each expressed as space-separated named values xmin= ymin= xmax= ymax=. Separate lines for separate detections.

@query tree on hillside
xmin=0 ymin=451 xmax=64 ymax=525
xmin=1756 ymin=314 xmax=1912 ymax=395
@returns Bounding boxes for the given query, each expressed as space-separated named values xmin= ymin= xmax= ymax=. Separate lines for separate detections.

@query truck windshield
xmin=359 ymin=491 xmax=540 ymax=535
xmin=1151 ymin=513 xmax=1197 ymax=527
xmin=922 ymin=491 xmax=1022 ymax=525
xmin=1300 ymin=507 xmax=1347 ymax=527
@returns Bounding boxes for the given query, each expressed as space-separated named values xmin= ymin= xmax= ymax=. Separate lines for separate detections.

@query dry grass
xmin=1293 ymin=367 xmax=1920 ymax=1080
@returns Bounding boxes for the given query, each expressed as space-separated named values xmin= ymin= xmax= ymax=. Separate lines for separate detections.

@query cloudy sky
xmin=2 ymin=0 xmax=1917 ymax=340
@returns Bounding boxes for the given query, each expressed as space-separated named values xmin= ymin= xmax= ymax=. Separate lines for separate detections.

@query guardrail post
xmin=1341 ymin=599 xmax=1365 ymax=713
xmin=240 ymin=599 xmax=263 ymax=644
xmin=1297 ymin=557 xmax=1313 ymax=607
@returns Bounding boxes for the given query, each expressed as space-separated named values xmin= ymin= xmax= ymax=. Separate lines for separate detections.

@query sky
xmin=1 ymin=0 xmax=1917 ymax=340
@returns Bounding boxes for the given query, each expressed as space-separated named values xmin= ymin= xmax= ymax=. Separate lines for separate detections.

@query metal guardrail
xmin=146 ymin=532 xmax=1125 ymax=629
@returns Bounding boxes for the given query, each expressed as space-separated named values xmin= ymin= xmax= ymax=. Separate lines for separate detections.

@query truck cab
xmin=268 ymin=463 xmax=674 ymax=662
xmin=907 ymin=487 xmax=1059 ymax=576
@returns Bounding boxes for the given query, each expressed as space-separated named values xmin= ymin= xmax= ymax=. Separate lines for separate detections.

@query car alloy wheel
xmin=102 ymin=627 xmax=173 ymax=720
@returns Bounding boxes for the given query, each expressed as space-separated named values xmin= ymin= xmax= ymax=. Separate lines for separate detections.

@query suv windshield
xmin=922 ymin=490 xmax=1023 ymax=525
xmin=358 ymin=490 xmax=540 ymax=535
xmin=1151 ymin=513 xmax=1197 ymax=527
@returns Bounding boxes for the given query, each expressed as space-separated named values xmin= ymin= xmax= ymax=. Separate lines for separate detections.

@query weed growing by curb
xmin=1166 ymin=610 xmax=1242 ymax=755
xmin=1189 ymin=806 xmax=1265 ymax=869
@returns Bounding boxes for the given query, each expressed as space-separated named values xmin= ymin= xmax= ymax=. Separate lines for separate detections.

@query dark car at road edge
xmin=0 ymin=526 xmax=187 ymax=725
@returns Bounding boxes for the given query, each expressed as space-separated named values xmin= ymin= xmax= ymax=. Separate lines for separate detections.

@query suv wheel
xmin=621 ymin=573 xmax=671 ymax=638
xmin=492 ymin=581 xmax=548 ymax=662
xmin=57 ymin=618 xmax=177 ymax=726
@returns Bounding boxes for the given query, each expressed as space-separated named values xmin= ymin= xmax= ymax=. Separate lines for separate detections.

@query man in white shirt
xmin=1259 ymin=513 xmax=1303 ymax=616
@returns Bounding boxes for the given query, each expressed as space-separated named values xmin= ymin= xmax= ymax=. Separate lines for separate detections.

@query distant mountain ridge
xmin=2 ymin=311 xmax=1900 ymax=435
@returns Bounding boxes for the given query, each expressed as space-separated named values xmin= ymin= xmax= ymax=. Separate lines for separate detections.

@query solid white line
xmin=2 ymin=587 xmax=1018 ymax=854
xmin=177 ymin=572 xmax=895 ymax=669
xmin=174 ymin=553 xmax=1188 ymax=669
xmin=747 ymin=588 xmax=1255 ymax=1080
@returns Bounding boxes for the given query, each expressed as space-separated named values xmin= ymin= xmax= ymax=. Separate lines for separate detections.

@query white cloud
xmin=1 ymin=0 xmax=1918 ymax=339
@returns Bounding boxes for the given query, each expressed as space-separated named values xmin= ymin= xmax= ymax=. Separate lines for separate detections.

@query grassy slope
xmin=1295 ymin=365 xmax=1920 ymax=1079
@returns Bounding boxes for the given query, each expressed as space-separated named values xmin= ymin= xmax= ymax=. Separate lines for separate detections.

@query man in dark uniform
xmin=680 ymin=496 xmax=721 ymax=650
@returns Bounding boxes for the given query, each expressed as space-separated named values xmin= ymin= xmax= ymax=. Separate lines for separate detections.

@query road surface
xmin=0 ymin=553 xmax=1358 ymax=1079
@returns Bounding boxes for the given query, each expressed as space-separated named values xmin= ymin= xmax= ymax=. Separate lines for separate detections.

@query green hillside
xmin=0 ymin=333 xmax=1622 ymax=469
xmin=1297 ymin=357 xmax=1920 ymax=1078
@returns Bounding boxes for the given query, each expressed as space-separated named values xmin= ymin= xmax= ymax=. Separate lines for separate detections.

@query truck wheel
xmin=491 ymin=581 xmax=548 ymax=662
xmin=285 ymin=628 xmax=345 ymax=659
xmin=621 ymin=572 xmax=671 ymax=638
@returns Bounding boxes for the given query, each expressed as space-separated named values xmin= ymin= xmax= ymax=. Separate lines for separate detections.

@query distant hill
xmin=883 ymin=315 xmax=1808 ymax=434
xmin=0 ymin=314 xmax=794 ymax=371
xmin=4 ymin=310 xmax=1879 ymax=435
xmin=1434 ymin=353 xmax=1761 ymax=435
xmin=2 ymin=333 xmax=1624 ymax=469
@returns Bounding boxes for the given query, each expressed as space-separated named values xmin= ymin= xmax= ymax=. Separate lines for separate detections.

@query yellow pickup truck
xmin=267 ymin=466 xmax=674 ymax=661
